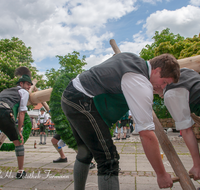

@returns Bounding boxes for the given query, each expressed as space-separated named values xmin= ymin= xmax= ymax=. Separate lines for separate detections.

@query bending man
xmin=61 ymin=52 xmax=180 ymax=189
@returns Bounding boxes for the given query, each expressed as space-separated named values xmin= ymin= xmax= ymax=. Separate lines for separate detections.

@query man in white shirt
xmin=37 ymin=107 xmax=48 ymax=145
xmin=155 ymin=68 xmax=200 ymax=181
xmin=61 ymin=53 xmax=180 ymax=190
xmin=0 ymin=67 xmax=32 ymax=179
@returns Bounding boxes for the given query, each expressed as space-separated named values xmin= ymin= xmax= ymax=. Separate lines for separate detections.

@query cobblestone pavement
xmin=0 ymin=132 xmax=200 ymax=190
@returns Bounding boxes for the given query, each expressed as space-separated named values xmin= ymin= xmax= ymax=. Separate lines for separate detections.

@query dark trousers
xmin=61 ymin=81 xmax=119 ymax=176
xmin=39 ymin=123 xmax=45 ymax=132
xmin=0 ymin=108 xmax=19 ymax=141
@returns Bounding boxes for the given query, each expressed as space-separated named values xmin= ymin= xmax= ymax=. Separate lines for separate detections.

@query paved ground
xmin=0 ymin=132 xmax=200 ymax=190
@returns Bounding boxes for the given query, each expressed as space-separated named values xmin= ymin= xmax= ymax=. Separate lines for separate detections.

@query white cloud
xmin=141 ymin=0 xmax=162 ymax=4
xmin=190 ymin=0 xmax=200 ymax=6
xmin=84 ymin=31 xmax=153 ymax=70
xmin=0 ymin=0 xmax=137 ymax=63
xmin=119 ymin=31 xmax=153 ymax=55
xmin=143 ymin=5 xmax=200 ymax=38
xmin=136 ymin=20 xmax=144 ymax=25
xmin=85 ymin=53 xmax=113 ymax=70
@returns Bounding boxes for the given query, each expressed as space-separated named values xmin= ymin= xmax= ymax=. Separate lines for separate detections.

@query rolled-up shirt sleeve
xmin=164 ymin=88 xmax=194 ymax=130
xmin=121 ymin=73 xmax=155 ymax=133
xmin=18 ymin=88 xmax=29 ymax=112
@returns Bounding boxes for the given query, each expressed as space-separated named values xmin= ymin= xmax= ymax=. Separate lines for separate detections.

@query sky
xmin=0 ymin=0 xmax=200 ymax=77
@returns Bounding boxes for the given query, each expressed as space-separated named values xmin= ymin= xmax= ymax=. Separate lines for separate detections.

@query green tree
xmin=140 ymin=28 xmax=184 ymax=60
xmin=45 ymin=51 xmax=86 ymax=88
xmin=155 ymin=34 xmax=200 ymax=59
xmin=0 ymin=37 xmax=45 ymax=92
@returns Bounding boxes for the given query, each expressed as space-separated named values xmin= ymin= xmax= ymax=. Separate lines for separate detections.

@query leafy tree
xmin=45 ymin=51 xmax=86 ymax=88
xmin=140 ymin=28 xmax=184 ymax=60
xmin=0 ymin=37 xmax=45 ymax=92
xmin=48 ymin=51 xmax=87 ymax=149
xmin=155 ymin=34 xmax=200 ymax=59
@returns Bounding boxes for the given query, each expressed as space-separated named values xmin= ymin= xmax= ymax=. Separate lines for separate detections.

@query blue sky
xmin=0 ymin=0 xmax=200 ymax=77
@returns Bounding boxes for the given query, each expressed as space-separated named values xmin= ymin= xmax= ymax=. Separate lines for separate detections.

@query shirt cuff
xmin=175 ymin=118 xmax=195 ymax=130
xmin=135 ymin=122 xmax=155 ymax=132
xmin=18 ymin=107 xmax=27 ymax=112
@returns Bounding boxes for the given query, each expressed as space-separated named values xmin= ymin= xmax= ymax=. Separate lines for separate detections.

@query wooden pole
xmin=153 ymin=112 xmax=196 ymax=190
xmin=110 ymin=39 xmax=121 ymax=55
xmin=33 ymin=86 xmax=50 ymax=112
xmin=109 ymin=39 xmax=196 ymax=190
xmin=27 ymin=88 xmax=52 ymax=106
xmin=178 ymin=55 xmax=200 ymax=72
xmin=29 ymin=79 xmax=38 ymax=93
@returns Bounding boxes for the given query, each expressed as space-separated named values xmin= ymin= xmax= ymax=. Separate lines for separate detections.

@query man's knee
xmin=98 ymin=157 xmax=120 ymax=176
xmin=76 ymin=145 xmax=93 ymax=164
xmin=15 ymin=145 xmax=24 ymax=157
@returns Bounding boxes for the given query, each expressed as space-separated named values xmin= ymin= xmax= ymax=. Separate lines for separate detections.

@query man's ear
xmin=155 ymin=67 xmax=161 ymax=73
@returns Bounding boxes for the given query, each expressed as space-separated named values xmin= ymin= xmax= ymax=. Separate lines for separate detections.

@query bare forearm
xmin=18 ymin=111 xmax=25 ymax=133
xmin=182 ymin=127 xmax=200 ymax=166
xmin=140 ymin=130 xmax=166 ymax=175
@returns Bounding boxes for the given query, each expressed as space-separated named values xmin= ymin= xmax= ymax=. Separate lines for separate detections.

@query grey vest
xmin=79 ymin=52 xmax=149 ymax=127
xmin=165 ymin=68 xmax=200 ymax=104
xmin=79 ymin=52 xmax=149 ymax=96
xmin=0 ymin=87 xmax=21 ymax=109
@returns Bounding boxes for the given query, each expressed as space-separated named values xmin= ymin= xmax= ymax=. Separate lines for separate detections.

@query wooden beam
xmin=27 ymin=88 xmax=53 ymax=106
xmin=29 ymin=79 xmax=38 ymax=93
xmin=110 ymin=39 xmax=196 ymax=190
xmin=33 ymin=86 xmax=50 ymax=112
xmin=178 ymin=55 xmax=200 ymax=73
xmin=153 ymin=112 xmax=196 ymax=190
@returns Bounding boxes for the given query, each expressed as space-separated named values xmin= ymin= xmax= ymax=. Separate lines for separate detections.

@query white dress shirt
xmin=164 ymin=88 xmax=194 ymax=130
xmin=17 ymin=86 xmax=29 ymax=112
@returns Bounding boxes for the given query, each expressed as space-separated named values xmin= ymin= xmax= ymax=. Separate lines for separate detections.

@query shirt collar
xmin=146 ymin=61 xmax=151 ymax=79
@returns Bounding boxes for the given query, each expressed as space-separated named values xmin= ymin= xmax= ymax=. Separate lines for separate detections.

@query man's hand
xmin=189 ymin=166 xmax=200 ymax=180
xmin=19 ymin=132 xmax=24 ymax=144
xmin=157 ymin=172 xmax=173 ymax=189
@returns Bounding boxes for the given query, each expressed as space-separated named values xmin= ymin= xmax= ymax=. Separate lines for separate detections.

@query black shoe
xmin=39 ymin=142 xmax=42 ymax=145
xmin=89 ymin=162 xmax=95 ymax=169
xmin=121 ymin=137 xmax=126 ymax=140
xmin=53 ymin=157 xmax=68 ymax=163
xmin=16 ymin=171 xmax=26 ymax=179
xmin=126 ymin=135 xmax=130 ymax=138
xmin=42 ymin=142 xmax=46 ymax=145
xmin=114 ymin=138 xmax=120 ymax=140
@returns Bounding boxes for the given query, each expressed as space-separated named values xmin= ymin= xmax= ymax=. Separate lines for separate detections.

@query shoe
xmin=121 ymin=137 xmax=126 ymax=140
xmin=89 ymin=162 xmax=95 ymax=169
xmin=114 ymin=138 xmax=120 ymax=140
xmin=132 ymin=131 xmax=139 ymax=135
xmin=53 ymin=157 xmax=68 ymax=163
xmin=178 ymin=135 xmax=182 ymax=137
xmin=42 ymin=142 xmax=46 ymax=145
xmin=126 ymin=135 xmax=130 ymax=138
xmin=16 ymin=171 xmax=26 ymax=179
xmin=39 ymin=142 xmax=42 ymax=145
